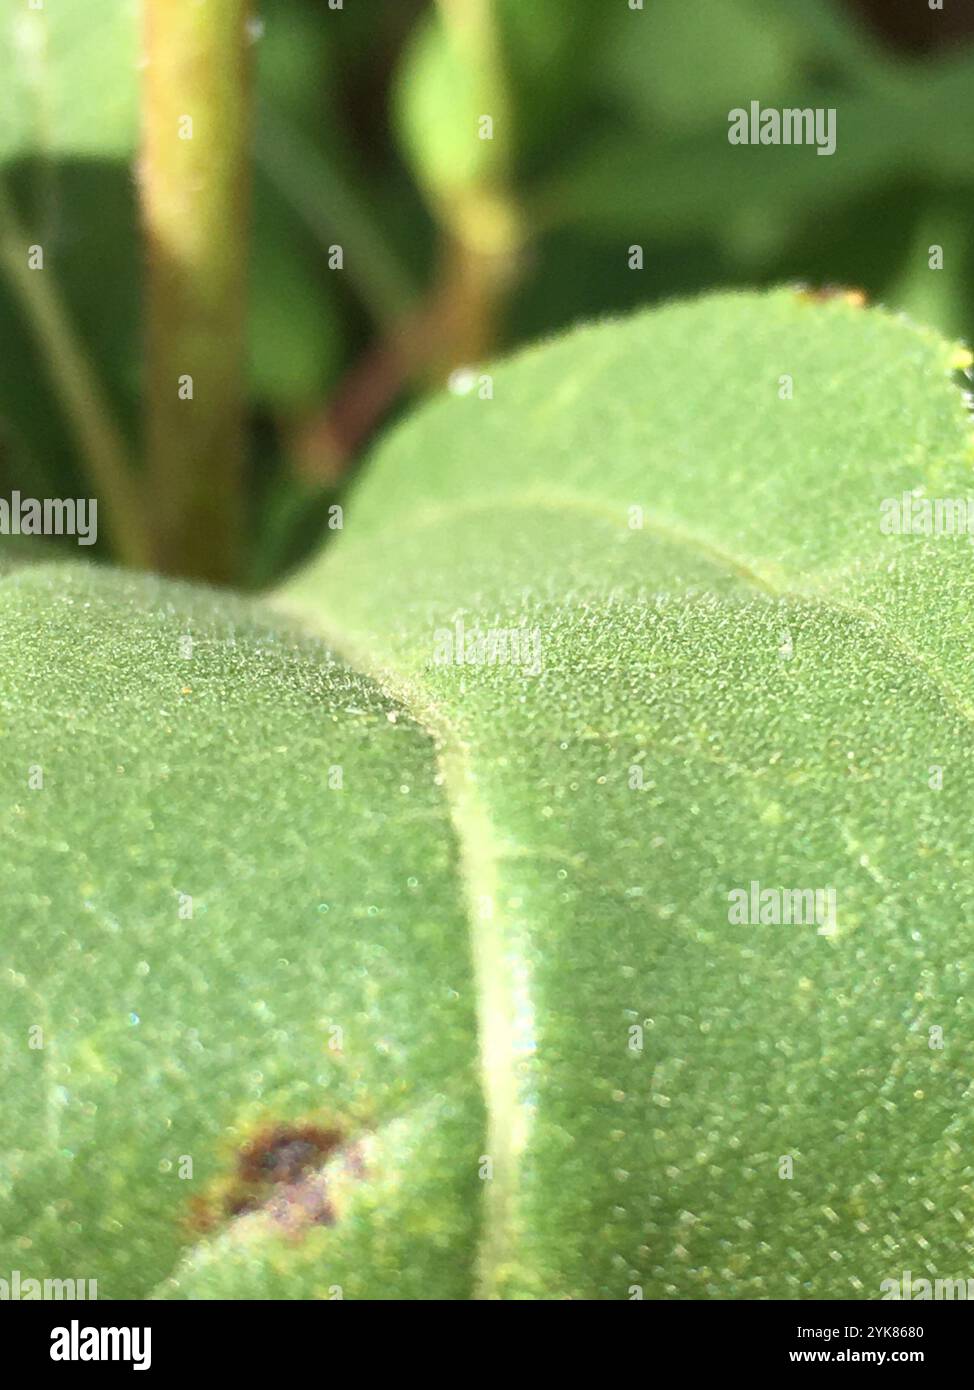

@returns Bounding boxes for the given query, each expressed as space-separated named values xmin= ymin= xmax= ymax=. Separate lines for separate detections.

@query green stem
xmin=141 ymin=0 xmax=253 ymax=583
xmin=0 ymin=181 xmax=149 ymax=568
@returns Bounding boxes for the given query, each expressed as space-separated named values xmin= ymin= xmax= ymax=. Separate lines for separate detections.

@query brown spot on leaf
xmin=237 ymin=1125 xmax=343 ymax=1186
xmin=183 ymin=1116 xmax=364 ymax=1243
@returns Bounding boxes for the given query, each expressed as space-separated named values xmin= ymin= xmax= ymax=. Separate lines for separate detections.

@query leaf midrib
xmin=272 ymin=487 xmax=974 ymax=1295
xmin=270 ymin=595 xmax=525 ymax=1298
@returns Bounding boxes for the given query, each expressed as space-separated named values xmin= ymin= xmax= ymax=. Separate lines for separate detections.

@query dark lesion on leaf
xmin=238 ymin=1124 xmax=343 ymax=1187
xmin=186 ymin=1119 xmax=365 ymax=1240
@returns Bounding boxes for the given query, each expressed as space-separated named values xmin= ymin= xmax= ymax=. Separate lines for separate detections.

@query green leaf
xmin=392 ymin=0 xmax=599 ymax=232
xmin=533 ymin=91 xmax=936 ymax=254
xmin=601 ymin=0 xmax=806 ymax=137
xmin=0 ymin=564 xmax=482 ymax=1300
xmin=0 ymin=0 xmax=139 ymax=162
xmin=283 ymin=290 xmax=974 ymax=1298
xmin=4 ymin=292 xmax=974 ymax=1298
xmin=393 ymin=6 xmax=512 ymax=207
xmin=534 ymin=3 xmax=974 ymax=257
xmin=247 ymin=169 xmax=342 ymax=412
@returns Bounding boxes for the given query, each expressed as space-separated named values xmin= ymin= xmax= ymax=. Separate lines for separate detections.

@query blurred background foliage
xmin=0 ymin=0 xmax=972 ymax=586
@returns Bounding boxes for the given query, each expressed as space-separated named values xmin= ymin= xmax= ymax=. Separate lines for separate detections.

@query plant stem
xmin=291 ymin=0 xmax=526 ymax=483
xmin=0 ymin=181 xmax=150 ymax=568
xmin=141 ymin=0 xmax=253 ymax=583
xmin=289 ymin=233 xmax=510 ymax=483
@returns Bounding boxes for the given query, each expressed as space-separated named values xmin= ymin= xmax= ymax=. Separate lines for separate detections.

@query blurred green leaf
xmin=534 ymin=66 xmax=974 ymax=258
xmin=604 ymin=0 xmax=805 ymax=136
xmin=248 ymin=171 xmax=342 ymax=412
xmin=393 ymin=0 xmax=600 ymax=204
xmin=394 ymin=4 xmax=513 ymax=208
xmin=0 ymin=0 xmax=141 ymax=517
xmin=0 ymin=0 xmax=138 ymax=161
xmin=880 ymin=200 xmax=971 ymax=339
